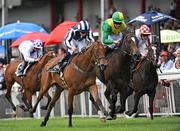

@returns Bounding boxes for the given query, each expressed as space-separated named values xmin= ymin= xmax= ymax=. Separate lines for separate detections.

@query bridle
xmin=73 ymin=42 xmax=106 ymax=74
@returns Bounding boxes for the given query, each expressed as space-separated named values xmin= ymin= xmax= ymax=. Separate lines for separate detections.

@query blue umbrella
xmin=0 ymin=21 xmax=48 ymax=40
xmin=128 ymin=11 xmax=178 ymax=25
xmin=0 ymin=45 xmax=5 ymax=58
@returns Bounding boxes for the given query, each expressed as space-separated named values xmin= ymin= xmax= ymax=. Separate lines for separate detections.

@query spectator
xmin=167 ymin=44 xmax=176 ymax=61
xmin=159 ymin=51 xmax=174 ymax=71
xmin=174 ymin=48 xmax=180 ymax=59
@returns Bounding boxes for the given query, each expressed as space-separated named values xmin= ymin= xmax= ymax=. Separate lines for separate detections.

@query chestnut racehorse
xmin=4 ymin=51 xmax=55 ymax=113
xmin=31 ymin=41 xmax=111 ymax=127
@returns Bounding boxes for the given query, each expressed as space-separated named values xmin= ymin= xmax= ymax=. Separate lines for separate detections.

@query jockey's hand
xmin=113 ymin=40 xmax=121 ymax=47
xmin=72 ymin=48 xmax=78 ymax=54
xmin=34 ymin=58 xmax=40 ymax=62
xmin=80 ymin=47 xmax=86 ymax=53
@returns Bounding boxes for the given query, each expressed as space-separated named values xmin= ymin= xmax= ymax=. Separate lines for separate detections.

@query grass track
xmin=0 ymin=116 xmax=179 ymax=131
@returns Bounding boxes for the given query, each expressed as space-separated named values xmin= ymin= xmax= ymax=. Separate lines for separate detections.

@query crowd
xmin=158 ymin=45 xmax=180 ymax=72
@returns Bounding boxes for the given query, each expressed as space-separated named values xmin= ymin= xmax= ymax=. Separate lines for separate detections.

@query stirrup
xmin=48 ymin=65 xmax=60 ymax=73
xmin=16 ymin=72 xmax=24 ymax=77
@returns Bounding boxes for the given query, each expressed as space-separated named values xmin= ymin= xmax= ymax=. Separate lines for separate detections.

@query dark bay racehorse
xmin=91 ymin=33 xmax=140 ymax=118
xmin=30 ymin=41 xmax=111 ymax=127
xmin=125 ymin=46 xmax=158 ymax=120
xmin=4 ymin=51 xmax=55 ymax=112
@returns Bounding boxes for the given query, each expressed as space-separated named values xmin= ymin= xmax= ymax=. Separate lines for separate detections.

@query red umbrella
xmin=11 ymin=32 xmax=49 ymax=47
xmin=45 ymin=21 xmax=78 ymax=45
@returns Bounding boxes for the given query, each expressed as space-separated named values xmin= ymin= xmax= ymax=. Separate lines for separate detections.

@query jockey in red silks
xmin=135 ymin=24 xmax=152 ymax=59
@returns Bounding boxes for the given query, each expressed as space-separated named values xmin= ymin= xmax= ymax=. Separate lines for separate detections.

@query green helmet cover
xmin=112 ymin=11 xmax=125 ymax=23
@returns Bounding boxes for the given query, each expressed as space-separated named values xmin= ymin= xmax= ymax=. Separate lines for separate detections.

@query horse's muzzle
xmin=98 ymin=59 xmax=108 ymax=71
xmin=132 ymin=53 xmax=141 ymax=62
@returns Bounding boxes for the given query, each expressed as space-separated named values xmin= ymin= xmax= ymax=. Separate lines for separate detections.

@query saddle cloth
xmin=15 ymin=63 xmax=31 ymax=76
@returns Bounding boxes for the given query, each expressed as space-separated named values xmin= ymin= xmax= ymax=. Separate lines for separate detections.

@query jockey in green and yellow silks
xmin=102 ymin=11 xmax=127 ymax=48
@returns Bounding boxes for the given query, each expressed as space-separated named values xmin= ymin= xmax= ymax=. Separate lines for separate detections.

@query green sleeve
xmin=102 ymin=22 xmax=113 ymax=45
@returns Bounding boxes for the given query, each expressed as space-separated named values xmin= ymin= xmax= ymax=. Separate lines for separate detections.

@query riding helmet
xmin=140 ymin=25 xmax=151 ymax=35
xmin=77 ymin=20 xmax=90 ymax=32
xmin=112 ymin=11 xmax=125 ymax=23
xmin=33 ymin=39 xmax=43 ymax=49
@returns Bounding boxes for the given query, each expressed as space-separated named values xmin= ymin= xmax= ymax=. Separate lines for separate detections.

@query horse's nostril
xmin=99 ymin=64 xmax=106 ymax=71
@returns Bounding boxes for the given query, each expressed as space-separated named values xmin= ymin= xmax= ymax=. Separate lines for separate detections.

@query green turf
xmin=0 ymin=116 xmax=179 ymax=131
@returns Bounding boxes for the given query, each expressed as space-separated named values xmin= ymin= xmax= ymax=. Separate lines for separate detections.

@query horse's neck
xmin=111 ymin=50 xmax=131 ymax=72
xmin=32 ymin=54 xmax=49 ymax=72
xmin=73 ymin=50 xmax=94 ymax=72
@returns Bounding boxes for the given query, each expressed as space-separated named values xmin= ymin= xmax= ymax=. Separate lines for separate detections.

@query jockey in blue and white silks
xmin=64 ymin=20 xmax=94 ymax=55
xmin=49 ymin=20 xmax=95 ymax=73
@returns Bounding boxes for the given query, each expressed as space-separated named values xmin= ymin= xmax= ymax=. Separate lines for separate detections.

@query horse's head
xmin=121 ymin=33 xmax=141 ymax=62
xmin=90 ymin=41 xmax=108 ymax=71
xmin=147 ymin=46 xmax=157 ymax=65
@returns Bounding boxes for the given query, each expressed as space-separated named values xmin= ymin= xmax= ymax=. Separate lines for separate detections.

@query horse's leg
xmin=30 ymin=85 xmax=51 ymax=113
xmin=126 ymin=91 xmax=143 ymax=117
xmin=117 ymin=86 xmax=133 ymax=113
xmin=5 ymin=83 xmax=16 ymax=111
xmin=40 ymin=93 xmax=52 ymax=110
xmin=41 ymin=87 xmax=63 ymax=127
xmin=89 ymin=94 xmax=100 ymax=111
xmin=148 ymin=90 xmax=156 ymax=120
xmin=68 ymin=89 xmax=74 ymax=127
xmin=89 ymin=85 xmax=112 ymax=120
xmin=18 ymin=90 xmax=33 ymax=113
xmin=104 ymin=81 xmax=118 ymax=119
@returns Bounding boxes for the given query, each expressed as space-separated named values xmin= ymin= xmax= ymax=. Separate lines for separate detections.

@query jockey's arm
xmin=102 ymin=23 xmax=113 ymax=45
xmin=23 ymin=52 xmax=36 ymax=63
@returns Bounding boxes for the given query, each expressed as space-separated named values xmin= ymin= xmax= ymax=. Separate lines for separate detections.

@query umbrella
xmin=0 ymin=21 xmax=48 ymax=40
xmin=10 ymin=32 xmax=49 ymax=47
xmin=160 ymin=30 xmax=180 ymax=43
xmin=0 ymin=45 xmax=5 ymax=58
xmin=45 ymin=21 xmax=78 ymax=45
xmin=128 ymin=11 xmax=178 ymax=25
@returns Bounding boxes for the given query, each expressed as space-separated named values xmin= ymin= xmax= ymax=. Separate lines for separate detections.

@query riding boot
xmin=48 ymin=53 xmax=70 ymax=73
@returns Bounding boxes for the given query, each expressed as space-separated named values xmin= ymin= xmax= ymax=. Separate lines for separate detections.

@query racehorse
xmin=30 ymin=41 xmax=111 ymax=127
xmin=4 ymin=51 xmax=55 ymax=113
xmin=90 ymin=33 xmax=140 ymax=118
xmin=125 ymin=46 xmax=158 ymax=120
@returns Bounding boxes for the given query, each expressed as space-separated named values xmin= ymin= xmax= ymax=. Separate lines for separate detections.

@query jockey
xmin=102 ymin=11 xmax=127 ymax=52
xmin=16 ymin=39 xmax=43 ymax=77
xmin=49 ymin=20 xmax=95 ymax=73
xmin=135 ymin=24 xmax=152 ymax=59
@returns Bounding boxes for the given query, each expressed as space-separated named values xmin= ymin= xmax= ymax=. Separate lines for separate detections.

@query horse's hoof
xmin=11 ymin=111 xmax=17 ymax=118
xmin=18 ymin=105 xmax=28 ymax=112
xmin=112 ymin=115 xmax=117 ymax=120
xmin=106 ymin=115 xmax=112 ymax=120
xmin=68 ymin=125 xmax=73 ymax=127
xmin=40 ymin=122 xmax=46 ymax=127
xmin=99 ymin=117 xmax=106 ymax=123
